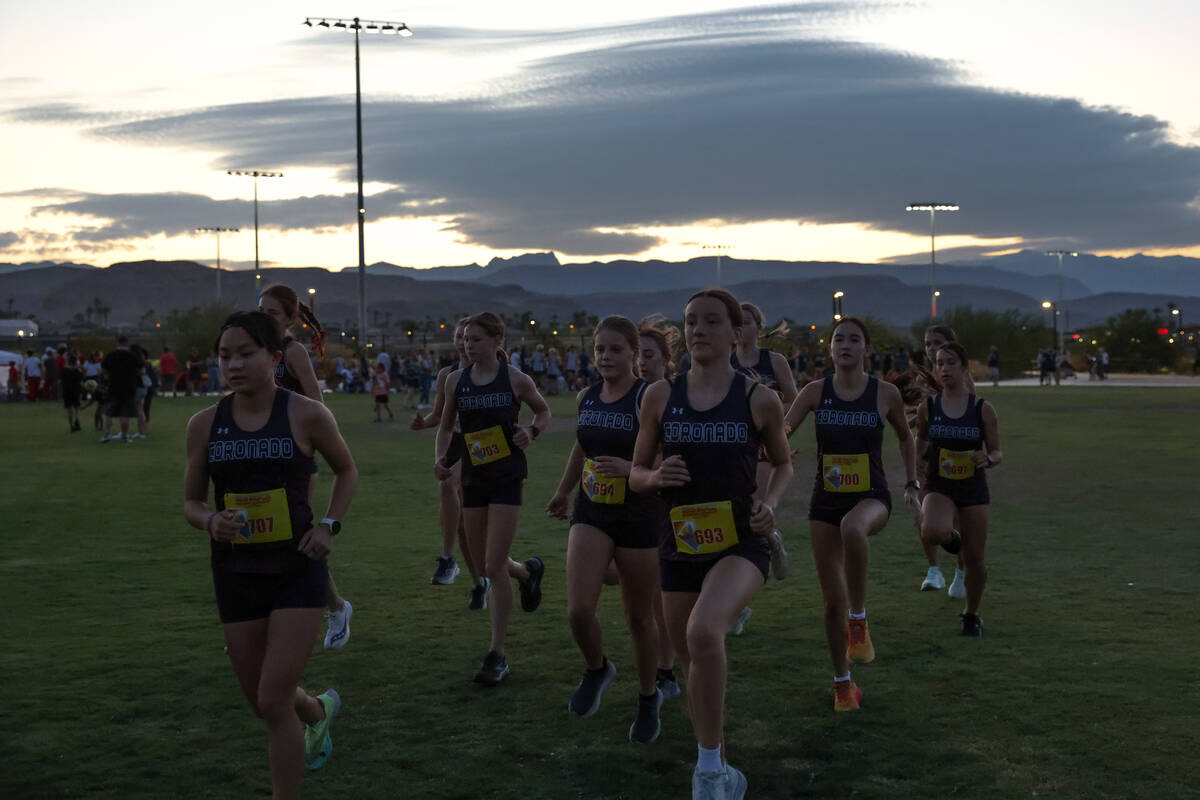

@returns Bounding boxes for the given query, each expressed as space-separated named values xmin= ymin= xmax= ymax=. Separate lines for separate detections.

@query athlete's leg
xmin=439 ymin=471 xmax=461 ymax=560
xmin=613 ymin=545 xmax=661 ymax=695
xmin=959 ymin=506 xmax=989 ymax=615
xmin=919 ymin=493 xmax=959 ymax=551
xmin=662 ymin=589 xmax=700 ymax=721
xmin=566 ymin=524 xmax=615 ymax=670
xmin=810 ymin=520 xmax=849 ymax=675
xmin=840 ymin=499 xmax=889 ymax=615
xmin=258 ymin=608 xmax=323 ymax=800
xmin=481 ymin=503 xmax=521 ymax=653
xmin=653 ymin=591 xmax=676 ymax=671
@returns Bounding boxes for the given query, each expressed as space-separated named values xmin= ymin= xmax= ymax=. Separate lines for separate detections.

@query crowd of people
xmin=170 ymin=278 xmax=1003 ymax=800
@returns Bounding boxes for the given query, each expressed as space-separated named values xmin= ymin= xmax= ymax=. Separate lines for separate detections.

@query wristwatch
xmin=904 ymin=479 xmax=921 ymax=490
xmin=529 ymin=424 xmax=542 ymax=440
xmin=318 ymin=518 xmax=342 ymax=535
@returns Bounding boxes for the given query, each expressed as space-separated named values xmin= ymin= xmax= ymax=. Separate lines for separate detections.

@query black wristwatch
xmin=529 ymin=424 xmax=541 ymax=440
xmin=318 ymin=517 xmax=342 ymax=535
xmin=905 ymin=479 xmax=921 ymax=490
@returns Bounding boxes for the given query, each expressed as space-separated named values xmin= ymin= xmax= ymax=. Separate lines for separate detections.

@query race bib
xmin=670 ymin=501 xmax=739 ymax=555
xmin=223 ymin=488 xmax=293 ymax=544
xmin=938 ymin=448 xmax=976 ymax=480
xmin=465 ymin=426 xmax=511 ymax=466
xmin=582 ymin=458 xmax=626 ymax=504
xmin=822 ymin=454 xmax=870 ymax=493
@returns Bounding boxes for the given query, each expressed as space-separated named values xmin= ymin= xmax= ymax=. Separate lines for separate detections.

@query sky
xmin=2 ymin=0 xmax=1199 ymax=271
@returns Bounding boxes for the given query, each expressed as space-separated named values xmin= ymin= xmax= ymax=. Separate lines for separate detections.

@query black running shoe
xmin=473 ymin=649 xmax=510 ymax=685
xmin=960 ymin=612 xmax=983 ymax=637
xmin=519 ymin=556 xmax=545 ymax=612
xmin=628 ymin=688 xmax=663 ymax=743
xmin=656 ymin=668 xmax=682 ymax=701
xmin=468 ymin=577 xmax=490 ymax=611
xmin=942 ymin=530 xmax=963 ymax=555
xmin=567 ymin=658 xmax=616 ymax=717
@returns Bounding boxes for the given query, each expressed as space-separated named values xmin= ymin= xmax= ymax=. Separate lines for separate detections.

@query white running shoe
xmin=324 ymin=600 xmax=353 ymax=649
xmin=947 ymin=568 xmax=966 ymax=599
xmin=921 ymin=566 xmax=946 ymax=591
xmin=692 ymin=764 xmax=747 ymax=800
xmin=728 ymin=607 xmax=752 ymax=637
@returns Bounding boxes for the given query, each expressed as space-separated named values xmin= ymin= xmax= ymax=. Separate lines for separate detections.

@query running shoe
xmin=567 ymin=658 xmax=617 ymax=717
xmin=941 ymin=530 xmax=962 ymax=554
xmin=846 ymin=618 xmax=875 ymax=663
xmin=768 ymin=529 xmax=789 ymax=580
xmin=834 ymin=679 xmax=863 ymax=712
xmin=628 ymin=688 xmax=664 ymax=743
xmin=728 ymin=607 xmax=752 ymax=637
xmin=519 ymin=556 xmax=545 ymax=612
xmin=960 ymin=612 xmax=983 ymax=637
xmin=656 ymin=668 xmax=682 ymax=701
xmin=130 ymin=432 xmax=146 ymax=439
xmin=921 ymin=566 xmax=946 ymax=591
xmin=304 ymin=688 xmax=341 ymax=771
xmin=947 ymin=568 xmax=966 ymax=600
xmin=468 ymin=578 xmax=491 ymax=611
xmin=99 ymin=433 xmax=111 ymax=443
xmin=431 ymin=556 xmax=461 ymax=585
xmin=473 ymin=649 xmax=510 ymax=685
xmin=323 ymin=600 xmax=353 ymax=649
xmin=692 ymin=764 xmax=747 ymax=800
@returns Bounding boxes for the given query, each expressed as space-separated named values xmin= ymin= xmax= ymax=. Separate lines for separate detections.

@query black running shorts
xmin=660 ymin=543 xmax=769 ymax=593
xmin=808 ymin=491 xmax=892 ymax=528
xmin=462 ymin=478 xmax=523 ymax=509
xmin=213 ymin=557 xmax=329 ymax=624
xmin=570 ymin=503 xmax=658 ymax=549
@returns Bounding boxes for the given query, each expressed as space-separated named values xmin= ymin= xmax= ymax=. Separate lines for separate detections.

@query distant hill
xmin=0 ymin=261 xmax=97 ymax=275
xmin=958 ymin=250 xmax=1200 ymax=297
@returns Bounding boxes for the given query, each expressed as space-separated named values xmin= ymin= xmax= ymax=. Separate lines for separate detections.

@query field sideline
xmin=3 ymin=387 xmax=1197 ymax=799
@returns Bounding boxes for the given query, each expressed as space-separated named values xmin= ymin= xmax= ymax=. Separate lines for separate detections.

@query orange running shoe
xmin=846 ymin=618 xmax=876 ymax=663
xmin=834 ymin=679 xmax=863 ymax=711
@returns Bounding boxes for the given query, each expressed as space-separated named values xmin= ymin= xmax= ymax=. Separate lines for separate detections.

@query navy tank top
xmin=273 ymin=336 xmax=304 ymax=394
xmin=812 ymin=377 xmax=888 ymax=501
xmin=660 ymin=372 xmax=762 ymax=561
xmin=575 ymin=379 xmax=651 ymax=521
xmin=732 ymin=347 xmax=777 ymax=390
xmin=925 ymin=394 xmax=988 ymax=492
xmin=456 ymin=361 xmax=527 ymax=486
xmin=207 ymin=389 xmax=315 ymax=572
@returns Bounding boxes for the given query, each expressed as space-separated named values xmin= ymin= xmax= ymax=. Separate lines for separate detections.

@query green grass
xmin=3 ymin=387 xmax=1198 ymax=799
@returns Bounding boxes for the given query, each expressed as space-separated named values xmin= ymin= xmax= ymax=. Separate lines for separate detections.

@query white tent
xmin=0 ymin=350 xmax=23 ymax=389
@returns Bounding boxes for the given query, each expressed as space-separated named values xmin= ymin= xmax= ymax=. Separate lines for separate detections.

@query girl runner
xmin=435 ymin=311 xmax=551 ymax=685
xmin=371 ymin=363 xmax=394 ymax=422
xmin=411 ymin=320 xmax=486 ymax=603
xmin=784 ymin=316 xmax=918 ymax=711
xmin=183 ymin=311 xmax=358 ymax=797
xmin=258 ymin=283 xmax=353 ymax=649
xmin=631 ymin=289 xmax=792 ymax=800
xmin=915 ymin=342 xmax=1002 ymax=636
xmin=546 ymin=316 xmax=663 ymax=742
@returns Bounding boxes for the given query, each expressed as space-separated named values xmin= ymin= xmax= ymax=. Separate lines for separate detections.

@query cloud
xmin=15 ymin=4 xmax=1200 ymax=256
xmin=0 ymin=232 xmax=19 ymax=250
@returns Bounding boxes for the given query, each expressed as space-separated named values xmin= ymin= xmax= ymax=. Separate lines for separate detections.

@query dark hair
xmin=830 ymin=316 xmax=871 ymax=345
xmin=739 ymin=302 xmax=764 ymax=328
xmin=593 ymin=315 xmax=639 ymax=352
xmin=215 ymin=311 xmax=284 ymax=355
xmin=924 ymin=325 xmax=957 ymax=343
xmin=637 ymin=314 xmax=680 ymax=379
xmin=465 ymin=311 xmax=505 ymax=341
xmin=936 ymin=342 xmax=970 ymax=368
xmin=260 ymin=282 xmax=326 ymax=357
xmin=116 ymin=335 xmax=129 ymax=346
xmin=686 ymin=287 xmax=743 ymax=327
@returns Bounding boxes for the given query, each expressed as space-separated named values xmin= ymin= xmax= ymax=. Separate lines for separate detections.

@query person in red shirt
xmin=6 ymin=361 xmax=19 ymax=402
xmin=159 ymin=347 xmax=178 ymax=397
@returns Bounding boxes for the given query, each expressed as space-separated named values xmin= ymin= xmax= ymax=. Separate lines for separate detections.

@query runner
xmin=784 ymin=316 xmax=918 ymax=711
xmin=183 ymin=310 xmax=358 ymax=798
xmin=915 ymin=342 xmax=1002 ymax=636
xmin=258 ymin=282 xmax=353 ymax=650
xmin=371 ymin=363 xmax=394 ymax=422
xmin=435 ymin=311 xmax=551 ymax=685
xmin=411 ymin=319 xmax=486 ymax=602
xmin=546 ymin=316 xmax=662 ymax=742
xmin=61 ymin=354 xmax=82 ymax=432
xmin=631 ymin=289 xmax=792 ymax=799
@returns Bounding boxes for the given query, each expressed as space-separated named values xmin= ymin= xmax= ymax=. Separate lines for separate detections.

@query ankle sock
xmin=848 ymin=610 xmax=866 ymax=621
xmin=696 ymin=745 xmax=723 ymax=773
xmin=834 ymin=673 xmax=852 ymax=683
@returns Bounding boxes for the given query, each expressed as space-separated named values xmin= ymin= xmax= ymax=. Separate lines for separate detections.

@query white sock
xmin=696 ymin=745 xmax=723 ymax=773
xmin=848 ymin=609 xmax=866 ymax=620
xmin=834 ymin=673 xmax=852 ymax=683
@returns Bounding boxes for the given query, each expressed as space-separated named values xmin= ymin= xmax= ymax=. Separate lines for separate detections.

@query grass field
xmin=3 ymin=386 xmax=1198 ymax=799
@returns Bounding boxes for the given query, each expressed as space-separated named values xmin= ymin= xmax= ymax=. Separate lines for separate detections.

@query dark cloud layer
xmin=8 ymin=3 xmax=1200 ymax=256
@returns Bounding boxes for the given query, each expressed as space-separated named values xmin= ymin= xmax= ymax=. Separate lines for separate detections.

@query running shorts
xmin=213 ymin=556 xmax=329 ymax=623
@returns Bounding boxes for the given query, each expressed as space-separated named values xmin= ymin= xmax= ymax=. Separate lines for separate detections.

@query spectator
xmin=206 ymin=347 xmax=221 ymax=396
xmin=62 ymin=354 xmax=83 ymax=432
xmin=54 ymin=346 xmax=67 ymax=398
xmin=186 ymin=349 xmax=204 ymax=395
xmin=42 ymin=347 xmax=58 ymax=401
xmin=987 ymin=346 xmax=1001 ymax=386
xmin=417 ymin=349 xmax=435 ymax=409
xmin=22 ymin=349 xmax=42 ymax=402
xmin=7 ymin=360 xmax=21 ymax=402
xmin=100 ymin=335 xmax=141 ymax=443
xmin=159 ymin=346 xmax=178 ymax=397
xmin=375 ymin=347 xmax=391 ymax=377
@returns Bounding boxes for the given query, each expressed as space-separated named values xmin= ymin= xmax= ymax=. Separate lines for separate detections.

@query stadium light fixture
xmin=906 ymin=202 xmax=959 ymax=318
xmin=1046 ymin=250 xmax=1078 ymax=352
xmin=304 ymin=15 xmax=414 ymax=351
xmin=227 ymin=170 xmax=283 ymax=302
xmin=195 ymin=226 xmax=241 ymax=301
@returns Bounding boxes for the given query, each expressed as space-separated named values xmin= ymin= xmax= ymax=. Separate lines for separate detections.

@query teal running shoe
xmin=304 ymin=689 xmax=341 ymax=771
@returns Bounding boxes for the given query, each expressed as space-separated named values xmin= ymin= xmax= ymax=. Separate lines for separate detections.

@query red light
xmin=1157 ymin=327 xmax=1169 ymax=335
xmin=1071 ymin=334 xmax=1080 ymax=340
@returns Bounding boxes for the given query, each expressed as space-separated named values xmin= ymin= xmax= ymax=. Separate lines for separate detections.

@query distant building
xmin=0 ymin=319 xmax=38 ymax=337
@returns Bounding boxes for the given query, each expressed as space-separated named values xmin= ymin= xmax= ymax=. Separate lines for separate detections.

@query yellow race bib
xmin=223 ymin=488 xmax=293 ymax=544
xmin=822 ymin=454 xmax=870 ymax=493
xmin=582 ymin=458 xmax=626 ymax=504
xmin=670 ymin=501 xmax=739 ymax=555
xmin=938 ymin=448 xmax=976 ymax=480
xmin=464 ymin=426 xmax=511 ymax=466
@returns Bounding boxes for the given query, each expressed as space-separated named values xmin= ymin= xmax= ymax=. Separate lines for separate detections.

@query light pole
xmin=227 ymin=170 xmax=283 ymax=301
xmin=1042 ymin=300 xmax=1057 ymax=348
xmin=906 ymin=203 xmax=959 ymax=318
xmin=304 ymin=16 xmax=414 ymax=351
xmin=308 ymin=287 xmax=317 ymax=313
xmin=1045 ymin=250 xmax=1077 ymax=352
xmin=832 ymin=290 xmax=844 ymax=322
xmin=702 ymin=242 xmax=729 ymax=286
xmin=195 ymin=227 xmax=240 ymax=301
xmin=1168 ymin=303 xmax=1183 ymax=335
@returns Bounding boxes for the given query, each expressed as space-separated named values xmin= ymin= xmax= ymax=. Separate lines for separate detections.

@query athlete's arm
xmin=183 ymin=407 xmax=241 ymax=542
xmin=770 ymin=351 xmax=799 ymax=408
xmin=749 ymin=386 xmax=793 ymax=535
xmin=976 ymin=402 xmax=1002 ymax=469
xmin=547 ymin=441 xmax=585 ymax=520
xmin=286 ymin=341 xmax=323 ymax=403
xmin=413 ymin=366 xmax=451 ymax=430
xmin=783 ymin=378 xmax=822 ymax=437
xmin=511 ymin=370 xmax=551 ymax=450
xmin=881 ymin=381 xmax=919 ymax=507
xmin=629 ymin=379 xmax=689 ymax=492
xmin=434 ymin=370 xmax=462 ymax=479
xmin=292 ymin=398 xmax=357 ymax=558
xmin=913 ymin=397 xmax=931 ymax=464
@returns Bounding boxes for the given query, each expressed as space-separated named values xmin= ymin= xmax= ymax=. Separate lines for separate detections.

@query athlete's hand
xmin=749 ymin=500 xmax=774 ymax=535
xmin=512 ymin=426 xmax=532 ymax=450
xmin=971 ymin=450 xmax=990 ymax=468
xmin=904 ymin=486 xmax=920 ymax=510
xmin=656 ymin=455 xmax=690 ymax=488
xmin=546 ymin=492 xmax=569 ymax=520
xmin=409 ymin=412 xmax=425 ymax=431
xmin=208 ymin=509 xmax=243 ymax=542
xmin=434 ymin=457 xmax=453 ymax=481
xmin=298 ymin=525 xmax=332 ymax=560
xmin=592 ymin=456 xmax=631 ymax=477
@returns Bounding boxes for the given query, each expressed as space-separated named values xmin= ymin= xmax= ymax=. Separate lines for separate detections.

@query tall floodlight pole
xmin=304 ymin=16 xmax=413 ymax=345
xmin=702 ymin=242 xmax=729 ymax=286
xmin=906 ymin=203 xmax=959 ymax=318
xmin=195 ymin=227 xmax=240 ymax=301
xmin=1045 ymin=250 xmax=1077 ymax=353
xmin=227 ymin=170 xmax=283 ymax=301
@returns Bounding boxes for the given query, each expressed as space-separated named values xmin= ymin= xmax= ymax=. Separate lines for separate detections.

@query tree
xmin=1080 ymin=308 xmax=1175 ymax=373
xmin=910 ymin=306 xmax=1049 ymax=377
xmin=163 ymin=303 xmax=239 ymax=362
